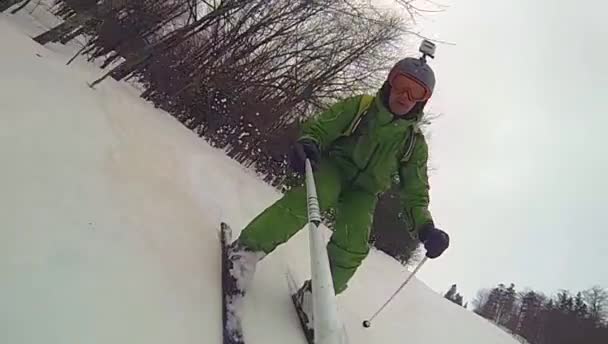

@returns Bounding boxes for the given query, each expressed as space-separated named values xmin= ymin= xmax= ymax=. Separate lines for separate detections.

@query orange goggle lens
xmin=390 ymin=74 xmax=430 ymax=101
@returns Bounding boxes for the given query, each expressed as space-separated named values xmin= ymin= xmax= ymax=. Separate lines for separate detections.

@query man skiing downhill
xmin=224 ymin=42 xmax=450 ymax=341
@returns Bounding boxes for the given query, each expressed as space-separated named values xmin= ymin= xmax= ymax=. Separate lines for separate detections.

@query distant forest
xmin=1 ymin=0 xmax=438 ymax=264
xmin=445 ymin=283 xmax=608 ymax=343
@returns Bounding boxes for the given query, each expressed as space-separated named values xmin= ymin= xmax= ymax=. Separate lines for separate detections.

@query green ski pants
xmin=239 ymin=161 xmax=377 ymax=294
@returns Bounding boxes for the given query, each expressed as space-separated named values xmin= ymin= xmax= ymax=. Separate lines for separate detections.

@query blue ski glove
xmin=289 ymin=139 xmax=321 ymax=175
xmin=419 ymin=224 xmax=449 ymax=259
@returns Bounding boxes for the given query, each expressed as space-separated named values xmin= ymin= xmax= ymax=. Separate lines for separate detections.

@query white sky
xmin=379 ymin=0 xmax=608 ymax=300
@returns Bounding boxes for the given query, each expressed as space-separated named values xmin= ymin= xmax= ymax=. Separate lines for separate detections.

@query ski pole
xmin=362 ymin=256 xmax=428 ymax=328
xmin=305 ymin=158 xmax=344 ymax=344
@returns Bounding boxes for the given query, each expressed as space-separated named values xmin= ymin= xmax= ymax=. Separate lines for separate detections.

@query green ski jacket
xmin=299 ymin=93 xmax=434 ymax=232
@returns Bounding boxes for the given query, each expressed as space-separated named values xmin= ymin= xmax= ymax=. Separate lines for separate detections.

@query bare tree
xmin=584 ymin=286 xmax=608 ymax=327
xmin=472 ymin=288 xmax=491 ymax=314
xmin=394 ymin=0 xmax=447 ymax=20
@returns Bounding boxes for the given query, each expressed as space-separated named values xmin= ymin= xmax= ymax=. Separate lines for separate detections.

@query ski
xmin=286 ymin=270 xmax=315 ymax=344
xmin=220 ymin=222 xmax=245 ymax=344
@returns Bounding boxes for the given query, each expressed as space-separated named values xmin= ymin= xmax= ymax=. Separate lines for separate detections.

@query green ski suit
xmin=239 ymin=92 xmax=434 ymax=294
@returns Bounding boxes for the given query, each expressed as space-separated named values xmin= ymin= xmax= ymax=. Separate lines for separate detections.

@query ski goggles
xmin=390 ymin=73 xmax=432 ymax=102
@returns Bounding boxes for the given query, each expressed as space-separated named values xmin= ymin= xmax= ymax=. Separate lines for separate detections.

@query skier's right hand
xmin=289 ymin=139 xmax=321 ymax=174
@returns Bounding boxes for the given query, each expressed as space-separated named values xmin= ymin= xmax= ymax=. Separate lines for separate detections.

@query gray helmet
xmin=389 ymin=57 xmax=436 ymax=93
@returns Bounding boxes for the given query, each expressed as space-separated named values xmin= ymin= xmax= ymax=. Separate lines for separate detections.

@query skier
xmin=225 ymin=44 xmax=450 ymax=338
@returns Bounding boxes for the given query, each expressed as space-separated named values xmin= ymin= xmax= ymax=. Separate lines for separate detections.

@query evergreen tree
xmin=480 ymin=285 xmax=503 ymax=321
xmin=453 ymin=293 xmax=464 ymax=307
xmin=444 ymin=284 xmax=457 ymax=300
xmin=499 ymin=283 xmax=517 ymax=328
xmin=443 ymin=284 xmax=465 ymax=307
xmin=556 ymin=290 xmax=574 ymax=313
xmin=574 ymin=292 xmax=589 ymax=319
xmin=518 ymin=291 xmax=544 ymax=342
xmin=474 ymin=285 xmax=608 ymax=344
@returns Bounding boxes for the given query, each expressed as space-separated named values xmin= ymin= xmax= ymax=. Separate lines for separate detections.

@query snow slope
xmin=0 ymin=10 xmax=518 ymax=344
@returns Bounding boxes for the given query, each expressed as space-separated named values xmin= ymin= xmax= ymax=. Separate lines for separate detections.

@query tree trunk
xmin=88 ymin=51 xmax=151 ymax=88
xmin=34 ymin=22 xmax=76 ymax=45
xmin=59 ymin=27 xmax=85 ymax=44
xmin=66 ymin=43 xmax=89 ymax=65
xmin=33 ymin=13 xmax=89 ymax=45
xmin=10 ymin=0 xmax=30 ymax=14
xmin=0 ymin=0 xmax=23 ymax=12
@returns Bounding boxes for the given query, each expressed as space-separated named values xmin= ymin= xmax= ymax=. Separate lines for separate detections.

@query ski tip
xmin=220 ymin=222 xmax=229 ymax=230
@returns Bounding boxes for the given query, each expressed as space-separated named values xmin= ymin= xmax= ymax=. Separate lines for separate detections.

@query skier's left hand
xmin=418 ymin=224 xmax=449 ymax=259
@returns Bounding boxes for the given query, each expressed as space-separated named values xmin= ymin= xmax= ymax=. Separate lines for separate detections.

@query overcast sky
xmin=380 ymin=0 xmax=608 ymax=300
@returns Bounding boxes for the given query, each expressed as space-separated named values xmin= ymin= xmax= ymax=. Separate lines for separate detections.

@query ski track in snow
xmin=0 ymin=6 xmax=518 ymax=344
